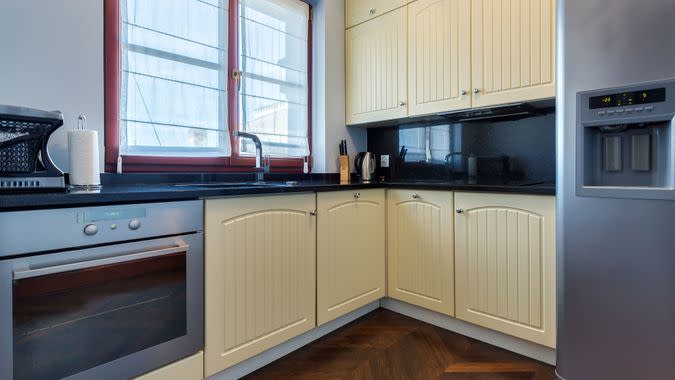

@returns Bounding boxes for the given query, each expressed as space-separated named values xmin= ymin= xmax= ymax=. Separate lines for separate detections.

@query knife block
xmin=339 ymin=155 xmax=350 ymax=184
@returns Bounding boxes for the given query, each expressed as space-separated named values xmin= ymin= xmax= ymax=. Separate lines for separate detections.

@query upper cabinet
xmin=471 ymin=0 xmax=556 ymax=107
xmin=408 ymin=0 xmax=471 ymax=115
xmin=345 ymin=0 xmax=556 ymax=125
xmin=345 ymin=6 xmax=408 ymax=125
xmin=345 ymin=0 xmax=409 ymax=28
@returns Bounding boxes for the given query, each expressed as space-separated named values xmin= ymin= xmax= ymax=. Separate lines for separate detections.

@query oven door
xmin=0 ymin=233 xmax=203 ymax=380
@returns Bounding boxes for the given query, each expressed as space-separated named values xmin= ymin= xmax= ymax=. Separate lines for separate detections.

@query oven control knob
xmin=83 ymin=224 xmax=98 ymax=236
xmin=128 ymin=219 xmax=141 ymax=230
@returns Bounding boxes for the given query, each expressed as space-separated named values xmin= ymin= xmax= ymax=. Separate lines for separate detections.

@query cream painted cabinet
xmin=317 ymin=189 xmax=386 ymax=325
xmin=204 ymin=194 xmax=317 ymax=376
xmin=345 ymin=0 xmax=408 ymax=29
xmin=454 ymin=192 xmax=556 ymax=348
xmin=408 ymin=0 xmax=471 ymax=116
xmin=387 ymin=190 xmax=454 ymax=315
xmin=134 ymin=351 xmax=203 ymax=380
xmin=471 ymin=0 xmax=556 ymax=107
xmin=345 ymin=6 xmax=408 ymax=125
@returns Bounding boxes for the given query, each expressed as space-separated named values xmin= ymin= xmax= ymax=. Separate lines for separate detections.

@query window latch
xmin=232 ymin=69 xmax=243 ymax=91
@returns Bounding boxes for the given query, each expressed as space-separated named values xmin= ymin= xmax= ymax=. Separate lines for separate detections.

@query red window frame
xmin=104 ymin=0 xmax=312 ymax=173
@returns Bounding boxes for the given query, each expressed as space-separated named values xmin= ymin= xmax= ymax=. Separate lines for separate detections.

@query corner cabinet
xmin=317 ymin=190 xmax=386 ymax=325
xmin=471 ymin=0 xmax=556 ymax=107
xmin=387 ymin=190 xmax=455 ymax=316
xmin=204 ymin=194 xmax=317 ymax=376
xmin=454 ymin=192 xmax=556 ymax=348
xmin=345 ymin=6 xmax=408 ymax=125
xmin=408 ymin=0 xmax=472 ymax=115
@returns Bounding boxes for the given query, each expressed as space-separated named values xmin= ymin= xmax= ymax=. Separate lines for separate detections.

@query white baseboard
xmin=380 ymin=298 xmax=557 ymax=366
xmin=207 ymin=301 xmax=380 ymax=380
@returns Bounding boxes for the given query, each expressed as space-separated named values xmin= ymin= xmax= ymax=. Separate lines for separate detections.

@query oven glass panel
xmin=12 ymin=252 xmax=187 ymax=380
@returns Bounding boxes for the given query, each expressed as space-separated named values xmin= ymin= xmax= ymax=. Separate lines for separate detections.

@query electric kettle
xmin=354 ymin=152 xmax=376 ymax=182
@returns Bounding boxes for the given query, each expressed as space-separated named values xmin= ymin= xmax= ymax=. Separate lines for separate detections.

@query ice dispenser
xmin=577 ymin=79 xmax=675 ymax=200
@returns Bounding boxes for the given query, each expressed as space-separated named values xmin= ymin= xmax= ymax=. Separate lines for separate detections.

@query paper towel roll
xmin=68 ymin=129 xmax=100 ymax=186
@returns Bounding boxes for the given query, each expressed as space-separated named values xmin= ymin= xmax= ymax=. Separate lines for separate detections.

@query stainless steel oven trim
xmin=0 ymin=233 xmax=204 ymax=380
xmin=13 ymin=243 xmax=191 ymax=280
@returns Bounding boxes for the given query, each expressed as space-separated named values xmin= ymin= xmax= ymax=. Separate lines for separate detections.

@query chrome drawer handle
xmin=354 ymin=192 xmax=361 ymax=199
xmin=456 ymin=208 xmax=464 ymax=214
xmin=412 ymin=193 xmax=420 ymax=199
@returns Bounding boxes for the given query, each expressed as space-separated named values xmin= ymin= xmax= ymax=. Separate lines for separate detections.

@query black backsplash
xmin=367 ymin=113 xmax=556 ymax=182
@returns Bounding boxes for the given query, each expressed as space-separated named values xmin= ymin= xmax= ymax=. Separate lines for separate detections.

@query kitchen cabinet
xmin=345 ymin=0 xmax=408 ymax=29
xmin=345 ymin=6 xmax=408 ymax=125
xmin=204 ymin=194 xmax=317 ymax=375
xmin=454 ymin=192 xmax=556 ymax=348
xmin=471 ymin=0 xmax=556 ymax=107
xmin=387 ymin=190 xmax=455 ymax=315
xmin=134 ymin=351 xmax=203 ymax=380
xmin=408 ymin=0 xmax=472 ymax=116
xmin=317 ymin=189 xmax=386 ymax=325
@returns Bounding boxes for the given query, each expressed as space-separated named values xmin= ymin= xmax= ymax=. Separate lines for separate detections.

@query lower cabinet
xmin=204 ymin=194 xmax=317 ymax=376
xmin=133 ymin=351 xmax=203 ymax=380
xmin=454 ymin=192 xmax=556 ymax=348
xmin=317 ymin=189 xmax=386 ymax=325
xmin=387 ymin=189 xmax=455 ymax=316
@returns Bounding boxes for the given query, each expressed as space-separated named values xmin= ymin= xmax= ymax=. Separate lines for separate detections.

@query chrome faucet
xmin=234 ymin=130 xmax=270 ymax=182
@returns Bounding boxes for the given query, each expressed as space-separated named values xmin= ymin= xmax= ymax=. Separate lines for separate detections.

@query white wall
xmin=0 ymin=0 xmax=104 ymax=173
xmin=0 ymin=0 xmax=362 ymax=174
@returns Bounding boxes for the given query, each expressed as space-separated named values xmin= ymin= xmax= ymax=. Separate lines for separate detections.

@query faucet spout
xmin=234 ymin=130 xmax=265 ymax=182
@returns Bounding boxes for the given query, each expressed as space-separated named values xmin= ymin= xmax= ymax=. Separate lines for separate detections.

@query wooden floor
xmin=243 ymin=309 xmax=556 ymax=380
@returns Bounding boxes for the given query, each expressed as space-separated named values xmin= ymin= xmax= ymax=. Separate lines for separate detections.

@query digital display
xmin=589 ymin=88 xmax=666 ymax=109
xmin=83 ymin=208 xmax=146 ymax=222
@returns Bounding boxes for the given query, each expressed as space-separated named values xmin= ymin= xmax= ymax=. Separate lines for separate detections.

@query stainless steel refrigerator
xmin=557 ymin=1 xmax=675 ymax=379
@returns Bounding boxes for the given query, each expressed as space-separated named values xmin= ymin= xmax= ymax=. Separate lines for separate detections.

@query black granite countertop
xmin=0 ymin=175 xmax=555 ymax=211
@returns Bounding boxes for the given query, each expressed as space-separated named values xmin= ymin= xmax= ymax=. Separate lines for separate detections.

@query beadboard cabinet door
xmin=387 ymin=190 xmax=454 ymax=316
xmin=454 ymin=192 xmax=556 ymax=348
xmin=471 ymin=0 xmax=556 ymax=107
xmin=408 ymin=0 xmax=472 ymax=116
xmin=346 ymin=6 xmax=408 ymax=125
xmin=204 ymin=194 xmax=316 ymax=376
xmin=345 ymin=0 xmax=408 ymax=29
xmin=317 ymin=189 xmax=386 ymax=325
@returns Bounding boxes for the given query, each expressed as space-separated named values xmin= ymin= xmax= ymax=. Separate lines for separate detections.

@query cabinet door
xmin=454 ymin=193 xmax=556 ymax=348
xmin=408 ymin=0 xmax=471 ymax=116
xmin=471 ymin=0 xmax=556 ymax=107
xmin=317 ymin=189 xmax=386 ymax=325
xmin=346 ymin=6 xmax=408 ymax=125
xmin=387 ymin=190 xmax=454 ymax=315
xmin=345 ymin=0 xmax=408 ymax=29
xmin=204 ymin=194 xmax=316 ymax=375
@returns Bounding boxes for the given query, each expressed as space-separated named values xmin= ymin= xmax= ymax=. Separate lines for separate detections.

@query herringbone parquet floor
xmin=244 ymin=308 xmax=556 ymax=380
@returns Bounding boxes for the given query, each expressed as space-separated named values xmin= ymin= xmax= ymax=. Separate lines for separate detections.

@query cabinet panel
xmin=346 ymin=7 xmax=408 ymax=125
xmin=387 ymin=190 xmax=454 ymax=315
xmin=471 ymin=0 xmax=556 ymax=107
xmin=408 ymin=0 xmax=471 ymax=116
xmin=317 ymin=190 xmax=386 ymax=325
xmin=204 ymin=194 xmax=316 ymax=375
xmin=134 ymin=351 xmax=203 ymax=380
xmin=455 ymin=192 xmax=555 ymax=348
xmin=345 ymin=0 xmax=408 ymax=29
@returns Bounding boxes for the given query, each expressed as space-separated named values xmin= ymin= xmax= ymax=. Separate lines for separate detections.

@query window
xmin=104 ymin=0 xmax=311 ymax=172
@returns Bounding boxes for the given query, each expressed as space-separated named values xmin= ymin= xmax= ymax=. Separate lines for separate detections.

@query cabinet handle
xmin=473 ymin=88 xmax=480 ymax=94
xmin=412 ymin=193 xmax=420 ymax=199
xmin=309 ymin=209 xmax=317 ymax=216
xmin=456 ymin=208 xmax=464 ymax=214
xmin=369 ymin=8 xmax=376 ymax=15
xmin=354 ymin=192 xmax=361 ymax=199
xmin=399 ymin=101 xmax=406 ymax=107
xmin=461 ymin=90 xmax=467 ymax=96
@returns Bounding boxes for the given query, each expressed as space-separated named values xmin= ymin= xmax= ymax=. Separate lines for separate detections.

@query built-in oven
xmin=0 ymin=200 xmax=204 ymax=380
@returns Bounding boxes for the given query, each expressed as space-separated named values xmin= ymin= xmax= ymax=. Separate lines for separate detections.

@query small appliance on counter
xmin=354 ymin=151 xmax=376 ymax=182
xmin=0 ymin=104 xmax=65 ymax=190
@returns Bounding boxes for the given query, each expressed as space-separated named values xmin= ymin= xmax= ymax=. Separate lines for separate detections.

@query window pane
xmin=120 ymin=0 xmax=230 ymax=157
xmin=238 ymin=0 xmax=310 ymax=158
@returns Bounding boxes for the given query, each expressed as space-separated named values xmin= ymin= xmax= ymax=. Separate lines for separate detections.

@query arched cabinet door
xmin=204 ymin=194 xmax=316 ymax=376
xmin=455 ymin=192 xmax=556 ymax=348
xmin=317 ymin=189 xmax=386 ymax=325
xmin=387 ymin=189 xmax=455 ymax=316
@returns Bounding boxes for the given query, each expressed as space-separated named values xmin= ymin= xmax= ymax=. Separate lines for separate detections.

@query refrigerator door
xmin=557 ymin=1 xmax=675 ymax=379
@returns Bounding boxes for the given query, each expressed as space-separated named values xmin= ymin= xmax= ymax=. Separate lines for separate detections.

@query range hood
xmin=439 ymin=99 xmax=555 ymax=123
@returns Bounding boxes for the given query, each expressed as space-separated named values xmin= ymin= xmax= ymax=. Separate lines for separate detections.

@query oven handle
xmin=12 ymin=243 xmax=191 ymax=280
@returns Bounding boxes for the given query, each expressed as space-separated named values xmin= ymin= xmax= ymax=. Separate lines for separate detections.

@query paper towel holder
xmin=68 ymin=114 xmax=102 ymax=192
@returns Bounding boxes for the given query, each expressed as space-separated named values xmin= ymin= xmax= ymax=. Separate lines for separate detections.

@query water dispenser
xmin=577 ymin=79 xmax=675 ymax=200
